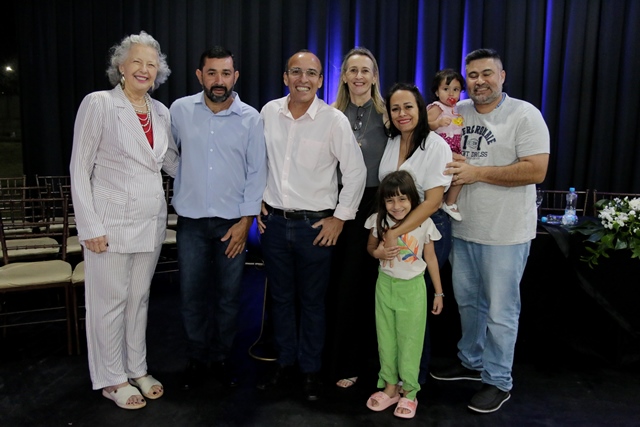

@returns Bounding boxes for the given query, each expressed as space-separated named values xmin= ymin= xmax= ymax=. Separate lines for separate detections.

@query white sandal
xmin=102 ymin=383 xmax=146 ymax=409
xmin=336 ymin=377 xmax=358 ymax=388
xmin=129 ymin=375 xmax=164 ymax=399
xmin=442 ymin=203 xmax=462 ymax=221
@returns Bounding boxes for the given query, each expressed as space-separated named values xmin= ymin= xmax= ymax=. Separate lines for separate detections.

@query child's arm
xmin=367 ymin=230 xmax=400 ymax=267
xmin=423 ymin=240 xmax=444 ymax=315
xmin=427 ymin=104 xmax=450 ymax=131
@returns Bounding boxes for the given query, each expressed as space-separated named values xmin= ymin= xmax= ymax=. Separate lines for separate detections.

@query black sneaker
xmin=211 ymin=359 xmax=239 ymax=387
xmin=302 ymin=372 xmax=321 ymax=401
xmin=430 ymin=363 xmax=482 ymax=381
xmin=468 ymin=384 xmax=511 ymax=413
xmin=256 ymin=364 xmax=292 ymax=391
xmin=182 ymin=359 xmax=208 ymax=391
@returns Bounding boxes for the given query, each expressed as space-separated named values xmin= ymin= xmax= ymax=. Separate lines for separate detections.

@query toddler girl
xmin=427 ymin=68 xmax=466 ymax=221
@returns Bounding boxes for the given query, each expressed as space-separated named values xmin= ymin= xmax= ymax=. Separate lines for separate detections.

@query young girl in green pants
xmin=364 ymin=170 xmax=444 ymax=419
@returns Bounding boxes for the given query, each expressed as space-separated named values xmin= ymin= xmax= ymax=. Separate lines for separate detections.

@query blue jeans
xmin=419 ymin=208 xmax=451 ymax=383
xmin=177 ymin=216 xmax=247 ymax=363
xmin=450 ymin=238 xmax=530 ymax=391
xmin=260 ymin=213 xmax=333 ymax=373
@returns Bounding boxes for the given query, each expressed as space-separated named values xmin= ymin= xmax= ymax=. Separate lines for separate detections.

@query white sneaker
xmin=442 ymin=203 xmax=462 ymax=221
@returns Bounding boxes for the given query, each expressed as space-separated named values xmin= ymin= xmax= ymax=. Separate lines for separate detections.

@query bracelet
xmin=434 ymin=293 xmax=445 ymax=297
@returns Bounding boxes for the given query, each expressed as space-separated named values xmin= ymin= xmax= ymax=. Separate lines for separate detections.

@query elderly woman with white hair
xmin=70 ymin=31 xmax=179 ymax=410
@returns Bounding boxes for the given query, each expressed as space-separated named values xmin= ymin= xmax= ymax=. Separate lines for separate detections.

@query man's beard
xmin=469 ymin=84 xmax=501 ymax=105
xmin=205 ymin=84 xmax=233 ymax=103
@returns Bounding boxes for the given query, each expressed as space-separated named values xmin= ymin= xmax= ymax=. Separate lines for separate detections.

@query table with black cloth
xmin=517 ymin=218 xmax=640 ymax=367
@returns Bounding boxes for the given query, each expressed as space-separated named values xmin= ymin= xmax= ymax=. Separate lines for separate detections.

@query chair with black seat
xmin=0 ymin=194 xmax=74 ymax=355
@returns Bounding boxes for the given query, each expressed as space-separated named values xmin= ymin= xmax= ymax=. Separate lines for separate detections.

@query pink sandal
xmin=366 ymin=391 xmax=400 ymax=412
xmin=394 ymin=397 xmax=418 ymax=419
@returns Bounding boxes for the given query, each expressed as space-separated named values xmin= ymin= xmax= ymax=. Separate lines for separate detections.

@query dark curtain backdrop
xmin=14 ymin=0 xmax=640 ymax=193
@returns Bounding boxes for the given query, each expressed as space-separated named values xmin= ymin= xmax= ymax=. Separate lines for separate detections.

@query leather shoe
xmin=211 ymin=359 xmax=239 ymax=387
xmin=256 ymin=364 xmax=291 ymax=390
xmin=303 ymin=372 xmax=321 ymax=401
xmin=182 ymin=359 xmax=207 ymax=391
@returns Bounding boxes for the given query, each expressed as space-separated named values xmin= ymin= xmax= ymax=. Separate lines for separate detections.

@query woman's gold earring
xmin=120 ymin=74 xmax=125 ymax=88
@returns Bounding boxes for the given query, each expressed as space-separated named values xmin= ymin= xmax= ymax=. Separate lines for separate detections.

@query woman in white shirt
xmin=378 ymin=82 xmax=453 ymax=385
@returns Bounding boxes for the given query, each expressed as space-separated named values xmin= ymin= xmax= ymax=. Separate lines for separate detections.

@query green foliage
xmin=571 ymin=197 xmax=640 ymax=268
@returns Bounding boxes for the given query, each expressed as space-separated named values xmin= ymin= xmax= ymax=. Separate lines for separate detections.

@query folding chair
xmin=0 ymin=195 xmax=74 ymax=355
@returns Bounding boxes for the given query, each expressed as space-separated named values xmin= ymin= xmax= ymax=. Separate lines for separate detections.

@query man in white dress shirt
xmin=255 ymin=50 xmax=366 ymax=401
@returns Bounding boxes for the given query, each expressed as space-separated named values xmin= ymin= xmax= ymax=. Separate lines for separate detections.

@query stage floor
xmin=2 ymin=265 xmax=640 ymax=426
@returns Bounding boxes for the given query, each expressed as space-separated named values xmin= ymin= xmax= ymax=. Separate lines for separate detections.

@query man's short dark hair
xmin=465 ymin=48 xmax=502 ymax=68
xmin=199 ymin=46 xmax=236 ymax=70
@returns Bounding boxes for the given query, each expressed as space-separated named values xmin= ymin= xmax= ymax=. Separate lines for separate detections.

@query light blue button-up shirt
xmin=170 ymin=91 xmax=267 ymax=220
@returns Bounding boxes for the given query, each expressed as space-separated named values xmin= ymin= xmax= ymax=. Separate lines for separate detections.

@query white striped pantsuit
xmin=84 ymin=245 xmax=162 ymax=390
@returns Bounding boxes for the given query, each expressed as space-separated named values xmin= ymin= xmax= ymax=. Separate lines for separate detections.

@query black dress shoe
xmin=182 ymin=359 xmax=207 ymax=391
xmin=256 ymin=364 xmax=291 ymax=390
xmin=303 ymin=372 xmax=321 ymax=401
xmin=211 ymin=359 xmax=239 ymax=387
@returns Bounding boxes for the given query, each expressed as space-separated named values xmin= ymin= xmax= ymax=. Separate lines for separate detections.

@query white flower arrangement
xmin=572 ymin=196 xmax=640 ymax=268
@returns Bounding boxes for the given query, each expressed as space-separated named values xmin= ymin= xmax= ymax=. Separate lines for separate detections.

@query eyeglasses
xmin=353 ymin=106 xmax=365 ymax=131
xmin=287 ymin=68 xmax=321 ymax=78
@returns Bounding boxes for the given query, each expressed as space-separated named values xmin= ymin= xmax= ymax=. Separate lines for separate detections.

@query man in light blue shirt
xmin=170 ymin=46 xmax=267 ymax=390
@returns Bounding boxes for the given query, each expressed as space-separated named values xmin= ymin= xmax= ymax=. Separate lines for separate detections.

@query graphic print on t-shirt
xmin=460 ymin=125 xmax=496 ymax=159
xmin=397 ymin=233 xmax=420 ymax=264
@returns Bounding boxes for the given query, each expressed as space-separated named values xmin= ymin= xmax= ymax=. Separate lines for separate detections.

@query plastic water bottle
xmin=562 ymin=187 xmax=578 ymax=225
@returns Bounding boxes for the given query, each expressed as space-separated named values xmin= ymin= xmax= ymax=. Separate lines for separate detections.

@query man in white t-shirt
xmin=430 ymin=48 xmax=550 ymax=414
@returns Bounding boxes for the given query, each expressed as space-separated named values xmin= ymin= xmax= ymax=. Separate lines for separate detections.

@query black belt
xmin=265 ymin=204 xmax=333 ymax=220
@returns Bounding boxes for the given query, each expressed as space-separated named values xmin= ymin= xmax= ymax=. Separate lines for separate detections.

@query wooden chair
xmin=35 ymin=178 xmax=76 ymax=233
xmin=0 ymin=195 xmax=74 ymax=355
xmin=0 ymin=186 xmax=46 ymax=238
xmin=155 ymin=174 xmax=178 ymax=275
xmin=70 ymin=259 xmax=85 ymax=354
xmin=592 ymin=190 xmax=640 ymax=216
xmin=56 ymin=184 xmax=80 ymax=258
xmin=35 ymin=175 xmax=71 ymax=197
xmin=0 ymin=175 xmax=26 ymax=190
xmin=539 ymin=189 xmax=591 ymax=218
xmin=163 ymin=173 xmax=178 ymax=230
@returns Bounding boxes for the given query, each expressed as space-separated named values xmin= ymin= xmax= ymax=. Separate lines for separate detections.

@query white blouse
xmin=378 ymin=132 xmax=452 ymax=202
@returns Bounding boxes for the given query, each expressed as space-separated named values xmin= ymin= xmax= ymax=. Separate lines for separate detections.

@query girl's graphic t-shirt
xmin=365 ymin=214 xmax=441 ymax=280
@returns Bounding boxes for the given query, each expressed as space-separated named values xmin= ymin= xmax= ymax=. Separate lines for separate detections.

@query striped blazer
xmin=70 ymin=85 xmax=179 ymax=253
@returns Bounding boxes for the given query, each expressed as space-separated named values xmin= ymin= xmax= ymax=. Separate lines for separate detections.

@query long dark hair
xmin=385 ymin=83 xmax=430 ymax=159
xmin=374 ymin=170 xmax=421 ymax=240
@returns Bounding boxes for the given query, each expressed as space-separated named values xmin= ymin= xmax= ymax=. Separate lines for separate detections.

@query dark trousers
xmin=419 ymin=208 xmax=452 ymax=383
xmin=260 ymin=213 xmax=333 ymax=373
xmin=178 ymin=216 xmax=246 ymax=363
xmin=325 ymin=186 xmax=379 ymax=381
